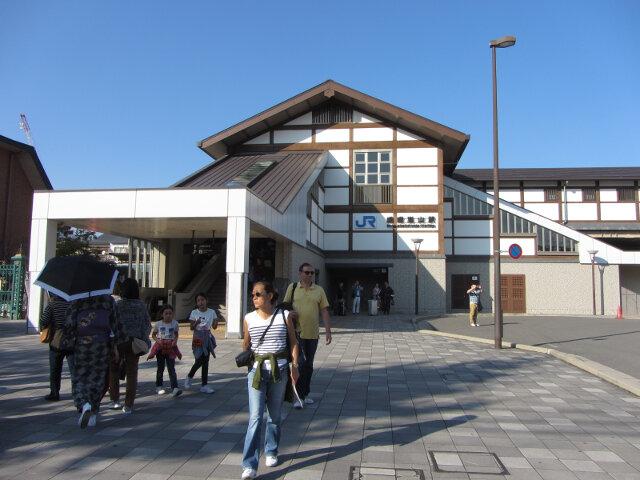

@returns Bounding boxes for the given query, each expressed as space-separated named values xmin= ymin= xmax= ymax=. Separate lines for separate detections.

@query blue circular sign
xmin=509 ymin=244 xmax=522 ymax=259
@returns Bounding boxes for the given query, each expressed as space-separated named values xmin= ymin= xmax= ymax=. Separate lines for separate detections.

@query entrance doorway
xmin=451 ymin=274 xmax=480 ymax=310
xmin=327 ymin=266 xmax=388 ymax=314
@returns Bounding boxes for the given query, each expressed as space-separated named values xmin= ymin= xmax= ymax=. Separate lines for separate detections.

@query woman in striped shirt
xmin=39 ymin=294 xmax=74 ymax=401
xmin=240 ymin=281 xmax=299 ymax=480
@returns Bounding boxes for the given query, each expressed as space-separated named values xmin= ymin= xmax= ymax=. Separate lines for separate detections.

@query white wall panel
xmin=244 ymin=132 xmax=270 ymax=145
xmin=601 ymin=203 xmax=637 ymax=220
xmin=324 ymin=168 xmax=350 ymax=186
xmin=324 ymin=213 xmax=349 ymax=231
xmin=327 ymin=150 xmax=349 ymax=167
xmin=311 ymin=201 xmax=319 ymax=224
xmin=453 ymin=219 xmax=491 ymax=237
xmin=397 ymin=232 xmax=438 ymax=251
xmin=523 ymin=190 xmax=545 ymax=202
xmin=136 ymin=190 xmax=229 ymax=218
xmin=273 ymin=130 xmax=312 ymax=144
xmin=31 ymin=192 xmax=50 ymax=219
xmin=353 ymin=111 xmax=379 ymax=123
xmin=396 ymin=167 xmax=438 ymax=186
xmin=499 ymin=190 xmax=521 ymax=203
xmin=396 ymin=148 xmax=438 ymax=166
xmin=225 ymin=190 xmax=248 ymax=217
xmin=397 ymin=129 xmax=424 ymax=141
xmin=599 ymin=189 xmax=618 ymax=202
xmin=353 ymin=127 xmax=393 ymax=142
xmin=397 ymin=186 xmax=438 ymax=205
xmin=353 ymin=232 xmax=393 ymax=250
xmin=567 ymin=203 xmax=598 ymax=221
xmin=48 ymin=191 xmax=137 ymax=218
xmin=444 ymin=202 xmax=452 ymax=218
xmin=445 ymin=238 xmax=453 ymax=255
xmin=324 ymin=233 xmax=349 ymax=250
xmin=566 ymin=189 xmax=583 ymax=202
xmin=503 ymin=238 xmax=536 ymax=256
xmin=311 ymin=223 xmax=318 ymax=247
xmin=324 ymin=188 xmax=349 ymax=205
xmin=444 ymin=220 xmax=452 ymax=236
xmin=284 ymin=112 xmax=312 ymax=125
xmin=524 ymin=203 xmax=560 ymax=220
xmin=316 ymin=128 xmax=349 ymax=142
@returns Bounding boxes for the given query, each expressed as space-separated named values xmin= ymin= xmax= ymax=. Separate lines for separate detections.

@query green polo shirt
xmin=284 ymin=281 xmax=329 ymax=340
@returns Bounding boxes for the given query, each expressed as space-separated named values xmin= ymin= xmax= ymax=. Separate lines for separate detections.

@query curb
xmin=416 ymin=327 xmax=640 ymax=398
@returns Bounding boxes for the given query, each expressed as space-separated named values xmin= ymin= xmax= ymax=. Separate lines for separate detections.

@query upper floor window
xmin=312 ymin=101 xmax=353 ymax=124
xmin=354 ymin=151 xmax=391 ymax=185
xmin=618 ymin=187 xmax=635 ymax=202
xmin=545 ymin=188 xmax=558 ymax=202
xmin=583 ymin=188 xmax=596 ymax=201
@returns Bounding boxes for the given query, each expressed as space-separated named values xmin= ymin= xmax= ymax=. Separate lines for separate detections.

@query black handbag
xmin=235 ymin=310 xmax=277 ymax=368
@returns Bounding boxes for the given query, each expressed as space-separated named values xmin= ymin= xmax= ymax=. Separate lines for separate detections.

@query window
xmin=224 ymin=160 xmax=275 ymax=187
xmin=583 ymin=188 xmax=596 ymax=201
xmin=354 ymin=151 xmax=392 ymax=185
xmin=312 ymin=101 xmax=353 ymax=124
xmin=353 ymin=151 xmax=393 ymax=204
xmin=618 ymin=188 xmax=635 ymax=202
xmin=545 ymin=188 xmax=558 ymax=202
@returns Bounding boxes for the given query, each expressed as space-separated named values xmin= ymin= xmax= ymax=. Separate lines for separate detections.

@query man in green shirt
xmin=284 ymin=263 xmax=332 ymax=408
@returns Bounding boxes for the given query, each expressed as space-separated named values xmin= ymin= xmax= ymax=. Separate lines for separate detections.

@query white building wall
xmin=601 ymin=203 xmax=637 ymax=221
xmin=396 ymin=148 xmax=438 ymax=166
xmin=273 ymin=130 xmax=312 ymax=144
xmin=316 ymin=128 xmax=349 ymax=142
xmin=397 ymin=186 xmax=438 ymax=205
xmin=353 ymin=127 xmax=394 ymax=142
xmin=353 ymin=232 xmax=393 ymax=250
xmin=567 ymin=203 xmax=598 ymax=220
xmin=324 ymin=188 xmax=349 ymax=206
xmin=524 ymin=203 xmax=560 ymax=220
xmin=396 ymin=167 xmax=438 ymax=185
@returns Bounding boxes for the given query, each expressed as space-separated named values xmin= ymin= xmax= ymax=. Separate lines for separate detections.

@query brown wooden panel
xmin=501 ymin=274 xmax=526 ymax=313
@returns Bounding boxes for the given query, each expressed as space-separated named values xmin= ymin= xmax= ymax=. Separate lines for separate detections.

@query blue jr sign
xmin=354 ymin=215 xmax=377 ymax=229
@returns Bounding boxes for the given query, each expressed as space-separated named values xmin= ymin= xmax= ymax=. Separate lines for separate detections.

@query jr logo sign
xmin=354 ymin=215 xmax=377 ymax=229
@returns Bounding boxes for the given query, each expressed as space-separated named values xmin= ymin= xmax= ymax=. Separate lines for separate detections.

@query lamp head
xmin=411 ymin=238 xmax=423 ymax=250
xmin=490 ymin=36 xmax=516 ymax=48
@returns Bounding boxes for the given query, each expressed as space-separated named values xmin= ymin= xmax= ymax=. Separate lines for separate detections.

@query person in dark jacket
xmin=39 ymin=295 xmax=74 ymax=401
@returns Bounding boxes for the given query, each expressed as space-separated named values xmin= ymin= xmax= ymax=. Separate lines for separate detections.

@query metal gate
xmin=0 ymin=254 xmax=25 ymax=319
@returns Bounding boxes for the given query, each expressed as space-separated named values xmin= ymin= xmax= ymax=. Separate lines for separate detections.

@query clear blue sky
xmin=2 ymin=1 xmax=639 ymax=190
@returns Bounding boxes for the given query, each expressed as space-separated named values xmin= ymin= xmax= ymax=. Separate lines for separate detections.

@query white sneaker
xmin=107 ymin=401 xmax=121 ymax=409
xmin=184 ymin=376 xmax=191 ymax=389
xmin=78 ymin=402 xmax=91 ymax=428
xmin=122 ymin=406 xmax=132 ymax=414
xmin=87 ymin=414 xmax=97 ymax=427
xmin=294 ymin=399 xmax=303 ymax=409
xmin=265 ymin=455 xmax=278 ymax=467
xmin=241 ymin=468 xmax=257 ymax=479
xmin=156 ymin=387 xmax=166 ymax=395
xmin=200 ymin=385 xmax=215 ymax=394
xmin=172 ymin=387 xmax=182 ymax=397
xmin=304 ymin=397 xmax=314 ymax=405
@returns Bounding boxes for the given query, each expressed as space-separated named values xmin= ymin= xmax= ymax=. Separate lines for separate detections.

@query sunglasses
xmin=301 ymin=270 xmax=314 ymax=275
xmin=252 ymin=292 xmax=264 ymax=298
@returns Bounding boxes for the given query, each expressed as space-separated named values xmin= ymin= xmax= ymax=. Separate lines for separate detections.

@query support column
xmin=226 ymin=215 xmax=250 ymax=338
xmin=27 ymin=217 xmax=57 ymax=333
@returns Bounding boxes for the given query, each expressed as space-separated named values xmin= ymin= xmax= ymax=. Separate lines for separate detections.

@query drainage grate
xmin=428 ymin=450 xmax=508 ymax=475
xmin=349 ymin=466 xmax=426 ymax=479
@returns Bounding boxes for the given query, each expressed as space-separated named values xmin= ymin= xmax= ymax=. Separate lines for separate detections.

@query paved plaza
xmin=1 ymin=314 xmax=640 ymax=479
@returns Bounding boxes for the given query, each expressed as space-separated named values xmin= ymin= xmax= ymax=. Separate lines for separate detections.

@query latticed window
xmin=353 ymin=151 xmax=392 ymax=204
xmin=583 ymin=188 xmax=596 ymax=201
xmin=545 ymin=188 xmax=558 ymax=201
xmin=618 ymin=187 xmax=635 ymax=202
xmin=312 ymin=101 xmax=353 ymax=124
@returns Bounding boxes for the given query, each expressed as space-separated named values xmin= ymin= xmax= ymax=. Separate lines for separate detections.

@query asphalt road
xmin=420 ymin=313 xmax=640 ymax=380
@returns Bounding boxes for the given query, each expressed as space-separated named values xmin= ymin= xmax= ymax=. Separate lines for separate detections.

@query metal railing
xmin=353 ymin=184 xmax=393 ymax=204
xmin=0 ymin=255 xmax=25 ymax=319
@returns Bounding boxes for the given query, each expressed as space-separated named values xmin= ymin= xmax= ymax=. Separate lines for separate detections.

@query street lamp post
xmin=588 ymin=249 xmax=598 ymax=315
xmin=490 ymin=35 xmax=516 ymax=350
xmin=412 ymin=238 xmax=423 ymax=315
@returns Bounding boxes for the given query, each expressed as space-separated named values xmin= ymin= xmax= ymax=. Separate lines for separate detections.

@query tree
xmin=56 ymin=223 xmax=97 ymax=257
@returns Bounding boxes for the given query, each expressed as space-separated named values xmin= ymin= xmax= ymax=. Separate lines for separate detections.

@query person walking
xmin=467 ymin=283 xmax=483 ymax=327
xmin=372 ymin=283 xmax=381 ymax=313
xmin=335 ymin=281 xmax=346 ymax=316
xmin=283 ymin=263 xmax=331 ymax=409
xmin=107 ymin=278 xmax=152 ymax=413
xmin=39 ymin=294 xmax=74 ymax=401
xmin=380 ymin=281 xmax=394 ymax=315
xmin=150 ymin=304 xmax=182 ymax=397
xmin=68 ymin=294 xmax=123 ymax=428
xmin=240 ymin=281 xmax=299 ymax=480
xmin=184 ymin=292 xmax=218 ymax=393
xmin=351 ymin=280 xmax=364 ymax=314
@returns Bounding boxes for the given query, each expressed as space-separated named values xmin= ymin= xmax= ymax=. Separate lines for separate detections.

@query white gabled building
xmin=28 ymin=80 xmax=640 ymax=334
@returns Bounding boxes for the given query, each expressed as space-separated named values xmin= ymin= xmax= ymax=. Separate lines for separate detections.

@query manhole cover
xmin=349 ymin=466 xmax=425 ymax=479
xmin=428 ymin=450 xmax=508 ymax=475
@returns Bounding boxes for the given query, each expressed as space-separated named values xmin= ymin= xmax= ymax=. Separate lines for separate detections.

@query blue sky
xmin=2 ymin=1 xmax=639 ymax=190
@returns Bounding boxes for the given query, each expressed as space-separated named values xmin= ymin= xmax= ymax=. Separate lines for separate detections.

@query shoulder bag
xmin=235 ymin=310 xmax=277 ymax=368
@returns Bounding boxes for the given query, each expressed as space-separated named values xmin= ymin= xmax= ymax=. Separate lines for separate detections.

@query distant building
xmin=27 ymin=80 xmax=640 ymax=334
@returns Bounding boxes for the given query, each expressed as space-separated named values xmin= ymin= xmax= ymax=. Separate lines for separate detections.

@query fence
xmin=0 ymin=255 xmax=25 ymax=319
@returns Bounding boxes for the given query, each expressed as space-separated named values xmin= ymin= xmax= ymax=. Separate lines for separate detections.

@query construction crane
xmin=19 ymin=113 xmax=34 ymax=146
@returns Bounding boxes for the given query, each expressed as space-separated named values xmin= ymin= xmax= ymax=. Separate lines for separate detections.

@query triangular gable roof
xmin=198 ymin=80 xmax=470 ymax=172
xmin=0 ymin=135 xmax=52 ymax=190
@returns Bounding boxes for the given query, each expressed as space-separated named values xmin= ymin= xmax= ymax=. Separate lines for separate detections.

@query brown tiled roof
xmin=453 ymin=167 xmax=640 ymax=182
xmin=174 ymin=151 xmax=326 ymax=213
xmin=0 ymin=135 xmax=52 ymax=190
xmin=198 ymin=80 xmax=470 ymax=174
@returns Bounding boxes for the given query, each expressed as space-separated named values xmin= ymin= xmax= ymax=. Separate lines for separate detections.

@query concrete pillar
xmin=27 ymin=199 xmax=57 ymax=333
xmin=226 ymin=215 xmax=250 ymax=339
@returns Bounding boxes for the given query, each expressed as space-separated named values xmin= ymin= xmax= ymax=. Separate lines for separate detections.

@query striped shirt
xmin=39 ymin=299 xmax=71 ymax=332
xmin=246 ymin=309 xmax=289 ymax=369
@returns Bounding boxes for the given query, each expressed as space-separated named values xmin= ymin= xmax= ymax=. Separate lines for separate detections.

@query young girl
xmin=151 ymin=304 xmax=182 ymax=397
xmin=184 ymin=292 xmax=218 ymax=393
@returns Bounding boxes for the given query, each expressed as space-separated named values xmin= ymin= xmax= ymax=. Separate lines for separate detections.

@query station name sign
xmin=353 ymin=213 xmax=438 ymax=230
xmin=387 ymin=215 xmax=437 ymax=229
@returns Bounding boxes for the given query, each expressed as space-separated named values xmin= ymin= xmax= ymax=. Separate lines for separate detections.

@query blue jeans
xmin=297 ymin=337 xmax=318 ymax=400
xmin=242 ymin=364 xmax=288 ymax=470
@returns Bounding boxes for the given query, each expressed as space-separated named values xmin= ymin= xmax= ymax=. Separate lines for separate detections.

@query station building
xmin=27 ymin=80 xmax=640 ymax=336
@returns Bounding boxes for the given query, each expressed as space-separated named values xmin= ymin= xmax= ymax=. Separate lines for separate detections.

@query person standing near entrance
xmin=284 ymin=263 xmax=332 ymax=409
xmin=467 ymin=284 xmax=483 ymax=327
xmin=351 ymin=280 xmax=364 ymax=314
xmin=39 ymin=294 xmax=74 ymax=401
